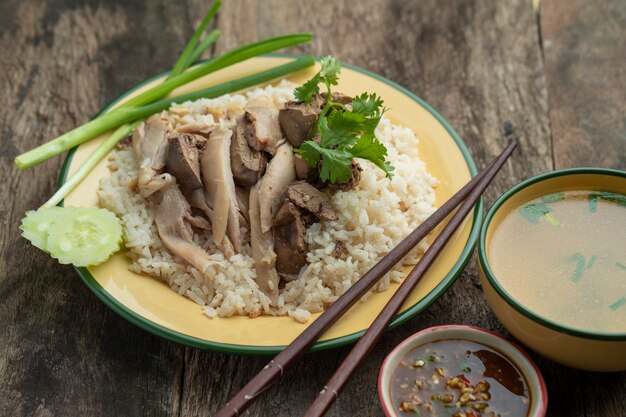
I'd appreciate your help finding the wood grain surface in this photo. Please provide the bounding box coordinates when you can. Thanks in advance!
[0,1,624,416]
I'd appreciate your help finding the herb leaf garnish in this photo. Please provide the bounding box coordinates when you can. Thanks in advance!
[293,57,395,183]
[519,203,549,222]
[541,192,565,203]
[350,133,394,176]
[610,297,626,312]
[294,56,340,103]
[519,202,560,227]
[352,92,385,117]
[297,141,354,184]
[589,191,626,212]
[589,193,599,213]
[568,253,586,283]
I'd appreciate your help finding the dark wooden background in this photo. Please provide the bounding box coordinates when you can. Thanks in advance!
[1,0,625,416]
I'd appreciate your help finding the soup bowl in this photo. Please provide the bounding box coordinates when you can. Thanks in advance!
[378,325,547,417]
[478,168,626,371]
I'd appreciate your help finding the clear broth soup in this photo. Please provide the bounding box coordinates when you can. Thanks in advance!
[489,190,626,333]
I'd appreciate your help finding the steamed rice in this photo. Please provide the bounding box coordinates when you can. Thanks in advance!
[97,80,438,322]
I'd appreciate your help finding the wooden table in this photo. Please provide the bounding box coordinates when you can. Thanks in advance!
[2,1,624,416]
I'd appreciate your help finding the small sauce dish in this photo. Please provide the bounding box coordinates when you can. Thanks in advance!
[378,325,547,417]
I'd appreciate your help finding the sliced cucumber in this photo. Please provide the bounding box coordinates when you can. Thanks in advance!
[20,206,123,267]
[20,206,67,251]
[46,207,123,267]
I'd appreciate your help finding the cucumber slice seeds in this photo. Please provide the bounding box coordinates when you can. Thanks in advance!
[20,206,122,267]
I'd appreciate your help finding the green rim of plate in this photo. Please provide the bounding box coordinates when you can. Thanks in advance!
[478,167,626,341]
[58,54,482,355]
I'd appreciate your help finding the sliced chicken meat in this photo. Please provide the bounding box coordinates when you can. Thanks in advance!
[132,116,174,197]
[273,201,308,278]
[278,94,324,147]
[249,183,279,304]
[188,188,213,218]
[235,186,250,224]
[165,133,205,194]
[201,126,242,254]
[177,123,214,138]
[258,142,296,233]
[285,181,337,222]
[185,212,211,231]
[188,185,237,258]
[230,120,267,186]
[136,173,174,197]
[132,116,169,169]
[271,181,337,278]
[293,153,311,181]
[154,185,220,274]
[322,92,353,105]
[244,96,284,155]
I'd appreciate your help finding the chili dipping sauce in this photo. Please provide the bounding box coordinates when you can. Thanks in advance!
[389,339,530,417]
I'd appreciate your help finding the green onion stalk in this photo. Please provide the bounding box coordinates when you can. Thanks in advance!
[36,0,225,207]
[186,29,221,66]
[44,31,225,207]
[118,33,312,109]
[170,0,222,76]
[42,121,141,208]
[37,56,314,206]
[15,33,312,170]
[25,0,312,207]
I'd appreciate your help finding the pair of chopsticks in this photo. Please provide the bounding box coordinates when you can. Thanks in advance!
[215,139,518,417]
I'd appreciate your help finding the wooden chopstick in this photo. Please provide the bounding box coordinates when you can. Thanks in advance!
[302,139,518,417]
[214,139,518,417]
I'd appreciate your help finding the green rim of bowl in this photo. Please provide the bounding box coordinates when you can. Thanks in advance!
[478,167,626,341]
[58,53,482,355]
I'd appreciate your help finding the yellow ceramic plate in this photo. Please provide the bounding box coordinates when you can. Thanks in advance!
[60,55,481,354]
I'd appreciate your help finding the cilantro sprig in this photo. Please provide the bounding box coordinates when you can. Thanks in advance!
[294,56,394,183]
[294,56,340,104]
